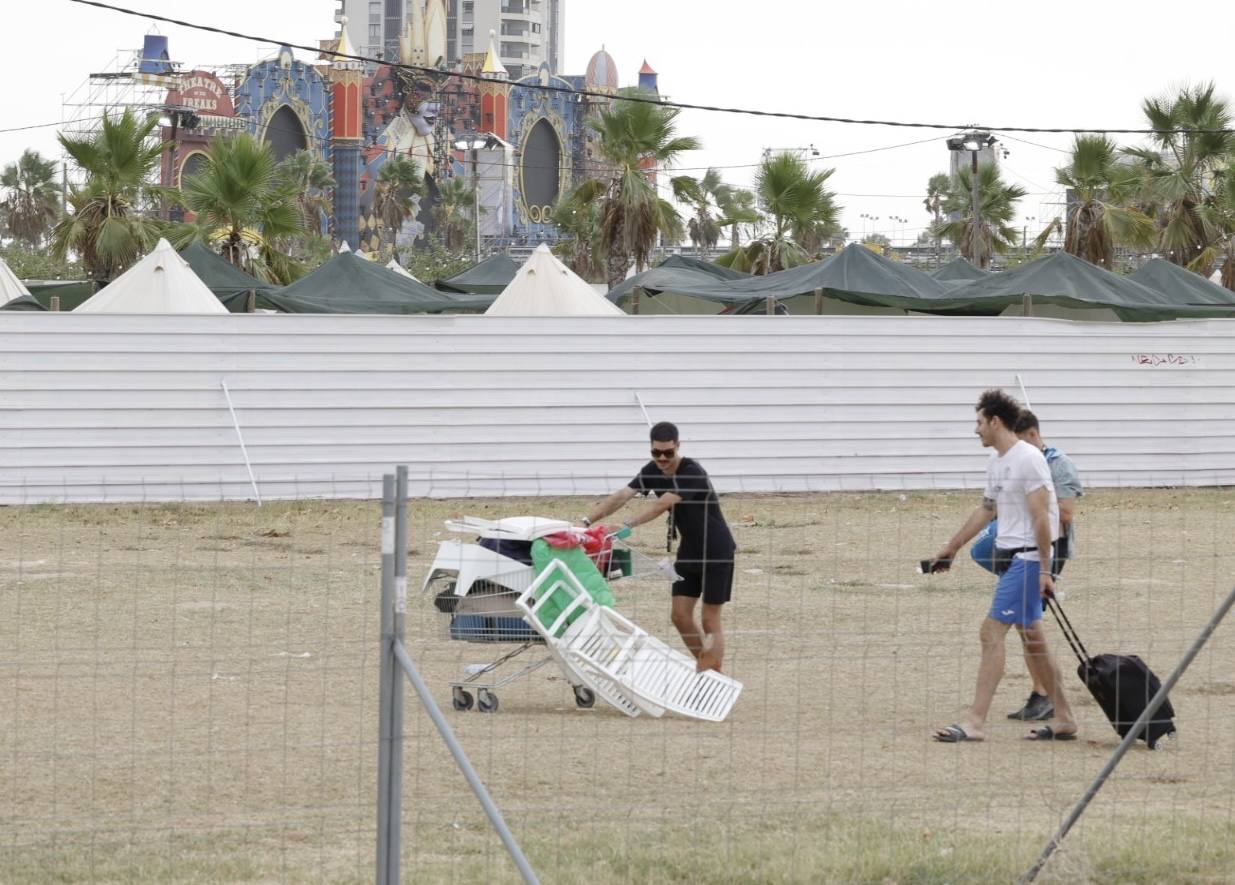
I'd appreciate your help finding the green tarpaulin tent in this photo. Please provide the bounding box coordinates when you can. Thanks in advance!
[608,255,749,313]
[944,251,1234,321]
[435,254,521,295]
[266,251,490,314]
[930,257,989,282]
[179,242,277,312]
[1130,258,1235,307]
[0,294,47,311]
[23,280,95,311]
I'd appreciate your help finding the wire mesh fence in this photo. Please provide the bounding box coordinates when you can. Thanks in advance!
[3,470,1235,883]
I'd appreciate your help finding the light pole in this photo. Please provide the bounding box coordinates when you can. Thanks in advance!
[453,133,492,263]
[947,131,997,268]
[1022,216,1036,259]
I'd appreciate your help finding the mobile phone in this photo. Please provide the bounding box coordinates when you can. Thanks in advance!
[920,558,952,574]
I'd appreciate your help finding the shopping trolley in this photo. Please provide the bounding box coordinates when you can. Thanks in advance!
[420,515,673,713]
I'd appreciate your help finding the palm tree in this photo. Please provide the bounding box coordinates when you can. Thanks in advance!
[717,152,841,274]
[50,109,166,282]
[1045,135,1155,269]
[923,173,950,241]
[176,134,306,284]
[433,175,475,253]
[1,149,61,247]
[686,167,724,255]
[715,185,759,249]
[1126,82,1233,269]
[276,149,334,233]
[932,164,1026,268]
[551,180,606,281]
[371,153,423,256]
[1200,165,1235,290]
[577,88,701,289]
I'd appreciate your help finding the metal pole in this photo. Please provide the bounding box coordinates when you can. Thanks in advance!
[392,640,541,885]
[1021,584,1235,884]
[375,474,396,885]
[220,380,262,506]
[970,149,981,269]
[473,148,481,263]
[389,466,408,881]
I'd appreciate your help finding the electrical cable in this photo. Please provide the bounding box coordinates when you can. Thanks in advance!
[67,0,1235,136]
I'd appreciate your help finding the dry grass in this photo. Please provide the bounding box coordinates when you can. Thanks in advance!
[2,487,1235,883]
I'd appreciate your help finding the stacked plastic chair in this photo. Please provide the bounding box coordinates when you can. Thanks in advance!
[516,560,743,722]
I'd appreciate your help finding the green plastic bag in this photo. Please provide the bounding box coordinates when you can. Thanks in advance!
[530,539,615,636]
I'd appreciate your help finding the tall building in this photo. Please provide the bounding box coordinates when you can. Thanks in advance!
[338,0,563,78]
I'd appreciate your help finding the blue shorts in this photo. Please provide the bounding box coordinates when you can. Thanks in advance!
[971,519,998,573]
[988,556,1044,626]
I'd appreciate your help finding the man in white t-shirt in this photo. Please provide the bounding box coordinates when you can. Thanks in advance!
[927,389,1078,743]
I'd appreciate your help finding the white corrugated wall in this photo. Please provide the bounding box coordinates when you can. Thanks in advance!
[2,313,1232,503]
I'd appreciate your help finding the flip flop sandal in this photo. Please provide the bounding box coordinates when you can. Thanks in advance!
[933,723,983,743]
[1026,726,1077,741]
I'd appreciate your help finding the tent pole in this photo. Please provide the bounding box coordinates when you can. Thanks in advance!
[766,295,775,315]
[50,296,61,312]
[631,286,641,315]
[246,289,256,313]
[814,287,823,315]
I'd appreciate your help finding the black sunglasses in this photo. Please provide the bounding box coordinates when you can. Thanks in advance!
[650,447,677,459]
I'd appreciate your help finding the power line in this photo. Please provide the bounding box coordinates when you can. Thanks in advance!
[68,0,1235,136]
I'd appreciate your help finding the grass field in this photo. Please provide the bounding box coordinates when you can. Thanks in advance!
[3,487,1235,883]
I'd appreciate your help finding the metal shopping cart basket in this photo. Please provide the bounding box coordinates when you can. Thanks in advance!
[420,515,673,713]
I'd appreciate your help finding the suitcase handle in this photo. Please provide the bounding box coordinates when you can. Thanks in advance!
[1044,594,1092,667]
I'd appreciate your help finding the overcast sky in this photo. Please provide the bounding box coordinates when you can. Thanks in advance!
[5,0,1234,246]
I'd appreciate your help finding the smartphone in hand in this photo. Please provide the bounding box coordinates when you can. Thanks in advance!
[920,558,952,575]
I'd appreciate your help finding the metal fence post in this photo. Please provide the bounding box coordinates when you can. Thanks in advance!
[376,474,397,885]
[389,466,408,877]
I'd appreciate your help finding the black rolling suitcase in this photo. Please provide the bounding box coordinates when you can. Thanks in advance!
[1046,596,1177,749]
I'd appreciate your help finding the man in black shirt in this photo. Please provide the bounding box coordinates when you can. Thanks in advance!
[583,422,736,672]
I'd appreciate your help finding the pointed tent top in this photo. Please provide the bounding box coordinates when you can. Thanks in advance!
[0,255,33,305]
[638,59,657,75]
[485,244,624,316]
[386,258,422,282]
[930,256,988,282]
[75,238,228,314]
[1130,257,1235,306]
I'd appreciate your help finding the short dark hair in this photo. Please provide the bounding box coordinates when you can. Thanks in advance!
[1013,409,1040,435]
[975,388,1021,429]
[649,421,679,443]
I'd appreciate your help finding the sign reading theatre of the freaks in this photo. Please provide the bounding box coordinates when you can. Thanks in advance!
[165,70,235,117]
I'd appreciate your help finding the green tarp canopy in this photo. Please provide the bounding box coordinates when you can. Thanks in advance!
[179,242,277,312]
[930,257,989,282]
[265,251,490,314]
[0,294,47,311]
[607,254,748,311]
[435,253,521,295]
[614,244,951,314]
[1130,258,1235,307]
[23,280,95,311]
[944,251,1235,321]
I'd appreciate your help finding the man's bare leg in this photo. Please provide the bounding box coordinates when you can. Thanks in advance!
[1017,621,1077,735]
[697,603,725,672]
[1020,641,1048,696]
[670,595,703,660]
[937,617,1011,740]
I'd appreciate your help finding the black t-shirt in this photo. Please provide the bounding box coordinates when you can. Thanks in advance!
[628,457,735,562]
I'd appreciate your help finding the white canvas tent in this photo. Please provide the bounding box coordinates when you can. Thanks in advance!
[75,238,228,314]
[485,244,624,316]
[0,256,32,305]
[386,259,421,282]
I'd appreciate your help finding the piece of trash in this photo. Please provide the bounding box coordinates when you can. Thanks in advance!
[464,663,488,675]
[744,568,764,576]
[211,673,238,681]
[898,494,907,502]
[272,651,312,658]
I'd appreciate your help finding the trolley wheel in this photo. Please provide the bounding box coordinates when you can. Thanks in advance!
[573,686,595,709]
[452,687,474,712]
[477,689,499,713]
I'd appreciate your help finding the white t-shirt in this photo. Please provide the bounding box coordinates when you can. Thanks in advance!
[984,440,1059,562]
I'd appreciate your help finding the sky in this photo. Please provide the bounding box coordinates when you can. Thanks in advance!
[5,0,1235,247]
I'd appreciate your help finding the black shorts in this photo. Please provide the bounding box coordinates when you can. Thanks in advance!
[672,559,734,605]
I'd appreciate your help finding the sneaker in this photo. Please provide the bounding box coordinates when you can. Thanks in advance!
[1007,692,1054,721]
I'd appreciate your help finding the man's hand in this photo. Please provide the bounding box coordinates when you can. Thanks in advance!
[1039,570,1056,599]
[929,547,957,573]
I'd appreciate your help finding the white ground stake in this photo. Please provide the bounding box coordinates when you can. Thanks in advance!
[220,380,262,506]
